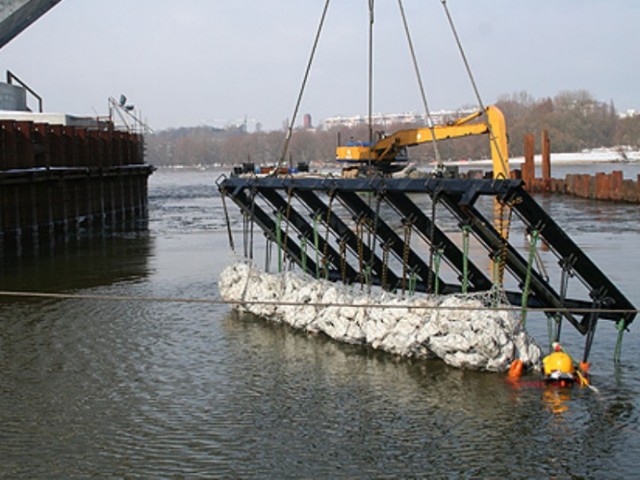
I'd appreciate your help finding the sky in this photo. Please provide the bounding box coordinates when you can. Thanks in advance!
[1,0,639,132]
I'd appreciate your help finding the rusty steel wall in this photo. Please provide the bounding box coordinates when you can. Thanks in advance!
[517,132,640,203]
[524,171,640,203]
[0,119,154,255]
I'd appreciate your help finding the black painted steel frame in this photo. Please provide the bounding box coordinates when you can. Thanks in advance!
[218,175,636,334]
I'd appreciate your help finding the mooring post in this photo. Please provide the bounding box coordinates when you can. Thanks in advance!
[541,130,551,191]
[523,133,535,189]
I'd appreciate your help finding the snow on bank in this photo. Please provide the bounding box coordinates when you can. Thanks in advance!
[219,262,542,372]
[439,148,640,167]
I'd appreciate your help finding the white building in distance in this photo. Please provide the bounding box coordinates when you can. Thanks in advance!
[321,109,476,130]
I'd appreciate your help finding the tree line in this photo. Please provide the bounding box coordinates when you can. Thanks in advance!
[145,90,640,167]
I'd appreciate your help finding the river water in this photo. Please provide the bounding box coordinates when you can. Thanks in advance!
[1,165,639,478]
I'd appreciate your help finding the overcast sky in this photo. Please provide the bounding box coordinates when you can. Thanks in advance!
[1,0,638,131]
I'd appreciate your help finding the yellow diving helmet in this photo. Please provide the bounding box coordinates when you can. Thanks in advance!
[542,343,575,384]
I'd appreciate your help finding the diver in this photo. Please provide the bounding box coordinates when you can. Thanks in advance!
[542,342,589,387]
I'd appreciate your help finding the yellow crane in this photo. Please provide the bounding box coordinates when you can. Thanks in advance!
[336,105,510,179]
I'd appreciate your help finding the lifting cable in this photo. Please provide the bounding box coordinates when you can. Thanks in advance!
[313,212,322,279]
[276,211,283,273]
[368,0,375,163]
[368,190,383,293]
[381,240,392,291]
[495,198,516,286]
[461,224,471,294]
[220,190,235,252]
[427,191,440,293]
[356,215,366,288]
[409,270,418,296]
[439,0,509,178]
[433,248,443,295]
[520,229,539,327]
[547,315,557,352]
[339,236,348,284]
[582,300,600,364]
[249,187,257,260]
[277,0,331,170]
[322,191,336,280]
[265,237,272,272]
[401,217,413,294]
[0,290,637,315]
[397,0,442,166]
[281,188,294,270]
[555,258,574,343]
[614,319,626,364]
[242,213,249,259]
[300,236,308,275]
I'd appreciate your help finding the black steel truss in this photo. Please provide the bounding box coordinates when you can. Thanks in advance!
[218,175,636,335]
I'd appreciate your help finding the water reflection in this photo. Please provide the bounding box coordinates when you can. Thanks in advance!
[0,233,154,295]
[542,386,572,414]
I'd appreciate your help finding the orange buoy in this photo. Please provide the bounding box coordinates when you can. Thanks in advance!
[579,361,590,374]
[508,359,524,379]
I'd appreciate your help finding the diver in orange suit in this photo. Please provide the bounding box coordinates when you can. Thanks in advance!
[509,342,589,386]
[542,342,589,387]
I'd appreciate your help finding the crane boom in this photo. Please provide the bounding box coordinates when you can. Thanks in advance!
[336,105,509,179]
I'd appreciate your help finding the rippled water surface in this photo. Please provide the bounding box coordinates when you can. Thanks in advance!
[1,167,639,478]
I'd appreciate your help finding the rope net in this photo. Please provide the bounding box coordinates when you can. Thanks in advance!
[219,262,542,372]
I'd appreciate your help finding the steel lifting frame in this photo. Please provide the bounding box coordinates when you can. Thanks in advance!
[217,175,636,336]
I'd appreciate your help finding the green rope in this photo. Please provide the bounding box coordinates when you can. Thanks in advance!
[364,264,372,287]
[301,237,308,275]
[520,229,539,327]
[491,255,500,295]
[276,212,283,273]
[409,271,417,296]
[433,249,443,295]
[614,319,625,364]
[313,213,321,279]
[461,225,470,294]
[547,315,556,350]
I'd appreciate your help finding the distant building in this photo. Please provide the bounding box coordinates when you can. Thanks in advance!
[303,113,313,129]
[321,109,475,130]
[619,109,639,119]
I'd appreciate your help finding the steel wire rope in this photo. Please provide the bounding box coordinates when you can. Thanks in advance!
[461,224,471,294]
[582,300,601,364]
[275,211,283,272]
[339,237,348,284]
[401,217,413,294]
[301,236,308,274]
[614,319,626,364]
[281,188,294,270]
[313,212,322,279]
[368,0,375,167]
[439,0,509,179]
[277,0,331,171]
[0,290,637,315]
[555,265,572,343]
[520,229,539,327]
[249,188,256,260]
[356,215,366,288]
[397,0,442,165]
[427,191,440,293]
[220,190,235,252]
[367,189,383,293]
[322,191,336,279]
[381,240,391,290]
